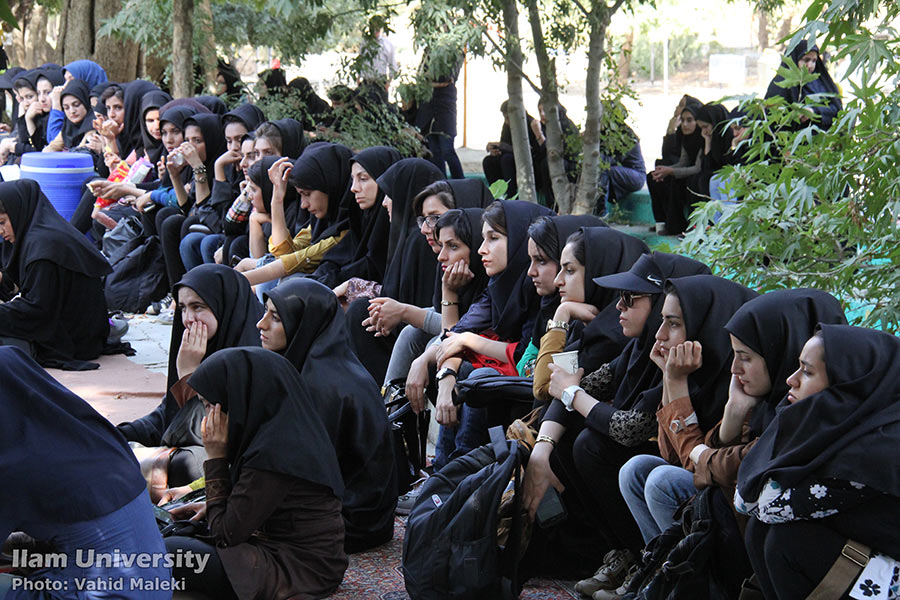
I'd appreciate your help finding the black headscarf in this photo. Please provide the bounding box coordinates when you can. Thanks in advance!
[569,227,649,366]
[431,208,489,315]
[251,155,299,216]
[117,80,162,158]
[0,66,25,120]
[35,66,65,87]
[263,279,397,544]
[222,103,265,132]
[665,275,759,430]
[289,142,353,242]
[59,79,95,148]
[288,77,332,128]
[695,102,734,172]
[158,104,207,188]
[187,347,344,496]
[488,200,554,342]
[676,100,705,163]
[159,98,212,119]
[182,113,227,178]
[531,215,607,347]
[0,180,110,285]
[738,325,900,503]
[139,90,172,164]
[0,346,145,535]
[447,178,494,209]
[377,158,445,304]
[167,264,263,390]
[766,40,840,105]
[314,146,401,287]
[601,253,711,412]
[193,95,226,115]
[724,289,847,437]
[261,68,288,95]
[217,59,243,98]
[271,117,306,159]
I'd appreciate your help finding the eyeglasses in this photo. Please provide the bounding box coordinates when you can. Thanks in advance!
[619,290,651,308]
[416,215,440,229]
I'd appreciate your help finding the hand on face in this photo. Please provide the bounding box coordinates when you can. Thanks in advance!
[175,320,208,379]
[201,403,228,459]
[664,341,703,380]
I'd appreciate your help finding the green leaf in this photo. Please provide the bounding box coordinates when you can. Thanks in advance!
[0,0,18,28]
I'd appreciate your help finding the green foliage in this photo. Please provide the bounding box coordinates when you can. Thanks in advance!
[682,1,900,332]
[627,30,722,78]
[253,89,425,158]
[99,0,368,66]
[0,0,17,28]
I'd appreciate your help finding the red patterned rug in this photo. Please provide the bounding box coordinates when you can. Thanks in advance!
[330,518,579,599]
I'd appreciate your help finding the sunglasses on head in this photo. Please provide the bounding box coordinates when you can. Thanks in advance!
[416,215,440,229]
[619,290,651,308]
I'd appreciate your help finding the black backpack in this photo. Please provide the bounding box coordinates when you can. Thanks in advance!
[104,235,167,313]
[402,426,526,600]
[624,487,752,600]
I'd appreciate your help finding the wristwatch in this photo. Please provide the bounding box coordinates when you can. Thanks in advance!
[436,366,458,382]
[561,385,582,411]
[547,319,569,332]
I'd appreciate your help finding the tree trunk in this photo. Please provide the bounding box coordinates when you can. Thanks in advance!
[525,0,571,211]
[618,28,633,86]
[59,0,94,64]
[94,0,140,81]
[500,0,537,203]
[757,9,769,50]
[172,0,194,98]
[573,7,609,215]
[196,0,218,94]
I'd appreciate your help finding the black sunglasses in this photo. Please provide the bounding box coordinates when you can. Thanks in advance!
[416,215,440,228]
[619,290,651,308]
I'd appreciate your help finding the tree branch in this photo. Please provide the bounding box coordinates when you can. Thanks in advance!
[569,0,591,18]
[482,27,543,95]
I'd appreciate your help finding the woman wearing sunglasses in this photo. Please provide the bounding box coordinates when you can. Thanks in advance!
[522,252,710,590]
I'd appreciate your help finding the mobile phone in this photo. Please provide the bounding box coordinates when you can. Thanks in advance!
[152,505,174,526]
[535,487,567,528]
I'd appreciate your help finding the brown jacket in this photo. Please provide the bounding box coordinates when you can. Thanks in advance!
[205,458,348,600]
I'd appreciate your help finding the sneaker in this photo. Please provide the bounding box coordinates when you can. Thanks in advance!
[592,565,640,599]
[157,309,175,325]
[575,548,634,596]
[395,476,429,516]
[107,315,129,345]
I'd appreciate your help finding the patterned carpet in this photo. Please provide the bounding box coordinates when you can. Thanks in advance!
[330,518,579,599]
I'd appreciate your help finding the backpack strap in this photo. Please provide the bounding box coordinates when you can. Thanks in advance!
[806,540,871,600]
[489,425,510,461]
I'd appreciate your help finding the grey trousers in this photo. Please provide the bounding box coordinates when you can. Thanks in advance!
[383,324,440,387]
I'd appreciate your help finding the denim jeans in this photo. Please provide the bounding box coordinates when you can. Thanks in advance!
[619,454,697,543]
[427,133,464,179]
[433,367,495,471]
[179,232,225,271]
[709,173,738,223]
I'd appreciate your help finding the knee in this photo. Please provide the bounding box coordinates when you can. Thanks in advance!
[644,465,694,505]
[618,454,662,495]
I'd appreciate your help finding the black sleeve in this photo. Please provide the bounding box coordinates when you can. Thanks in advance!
[116,397,173,447]
[0,260,63,341]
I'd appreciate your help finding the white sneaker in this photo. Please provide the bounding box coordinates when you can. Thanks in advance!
[395,476,429,516]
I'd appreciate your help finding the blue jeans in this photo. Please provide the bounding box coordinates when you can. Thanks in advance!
[433,366,496,471]
[599,166,645,216]
[619,454,697,543]
[179,232,224,271]
[427,133,464,179]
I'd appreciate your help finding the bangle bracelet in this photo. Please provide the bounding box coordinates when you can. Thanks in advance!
[440,300,459,306]
[192,165,207,174]
[535,434,556,447]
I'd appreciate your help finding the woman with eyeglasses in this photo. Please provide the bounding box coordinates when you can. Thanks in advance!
[521,252,711,588]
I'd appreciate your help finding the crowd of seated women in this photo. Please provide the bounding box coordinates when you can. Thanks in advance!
[2,47,891,600]
[647,41,841,236]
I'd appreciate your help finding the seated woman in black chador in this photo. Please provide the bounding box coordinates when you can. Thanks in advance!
[520,252,708,581]
[765,40,842,132]
[0,347,170,599]
[117,264,263,499]
[737,325,900,600]
[258,277,397,553]
[0,179,111,369]
[165,347,348,600]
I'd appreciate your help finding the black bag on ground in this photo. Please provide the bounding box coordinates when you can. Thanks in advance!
[402,426,526,600]
[624,487,752,600]
[454,373,536,429]
[104,234,167,313]
[101,215,143,259]
[384,379,430,494]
